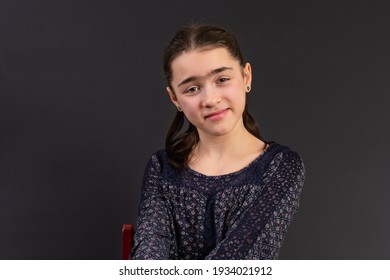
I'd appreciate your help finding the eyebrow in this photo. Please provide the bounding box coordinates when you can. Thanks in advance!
[177,66,233,88]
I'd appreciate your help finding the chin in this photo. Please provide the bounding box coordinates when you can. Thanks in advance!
[205,127,234,137]
[198,120,242,137]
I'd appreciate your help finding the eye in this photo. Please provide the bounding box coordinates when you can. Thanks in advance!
[217,77,230,84]
[184,86,200,94]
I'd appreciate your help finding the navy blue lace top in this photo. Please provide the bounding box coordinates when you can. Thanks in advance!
[130,143,305,259]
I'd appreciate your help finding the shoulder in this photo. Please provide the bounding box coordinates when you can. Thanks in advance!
[144,149,166,171]
[144,149,177,177]
[265,142,305,178]
[267,143,303,163]
[263,143,306,191]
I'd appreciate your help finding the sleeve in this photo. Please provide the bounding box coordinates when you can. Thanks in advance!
[130,154,173,259]
[205,150,305,259]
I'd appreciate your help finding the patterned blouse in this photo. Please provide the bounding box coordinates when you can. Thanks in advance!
[130,143,305,259]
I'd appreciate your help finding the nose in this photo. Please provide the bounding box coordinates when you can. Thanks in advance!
[201,86,221,107]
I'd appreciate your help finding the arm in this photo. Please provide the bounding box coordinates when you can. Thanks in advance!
[130,154,173,259]
[205,150,305,259]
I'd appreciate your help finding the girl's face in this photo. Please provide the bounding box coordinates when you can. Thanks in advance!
[167,47,252,138]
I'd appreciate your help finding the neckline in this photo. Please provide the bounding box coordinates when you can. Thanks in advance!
[185,142,275,179]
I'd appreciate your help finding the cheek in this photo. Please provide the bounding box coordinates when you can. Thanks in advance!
[179,98,194,109]
[178,99,199,117]
[226,82,246,102]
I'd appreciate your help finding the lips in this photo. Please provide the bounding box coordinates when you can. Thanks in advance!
[204,108,229,120]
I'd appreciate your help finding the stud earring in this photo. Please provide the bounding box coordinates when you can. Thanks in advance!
[177,106,182,112]
[246,85,251,93]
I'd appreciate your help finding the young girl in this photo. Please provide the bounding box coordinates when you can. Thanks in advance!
[130,24,305,260]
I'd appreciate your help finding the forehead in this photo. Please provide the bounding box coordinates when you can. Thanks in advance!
[170,47,240,83]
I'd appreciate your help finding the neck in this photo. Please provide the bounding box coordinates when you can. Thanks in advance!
[187,118,266,176]
[193,121,260,161]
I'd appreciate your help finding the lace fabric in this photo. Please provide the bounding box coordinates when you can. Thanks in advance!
[130,143,305,259]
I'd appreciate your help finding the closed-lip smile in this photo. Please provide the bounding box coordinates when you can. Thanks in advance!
[204,108,229,120]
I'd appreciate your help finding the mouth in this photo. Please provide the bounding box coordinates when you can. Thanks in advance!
[204,108,229,120]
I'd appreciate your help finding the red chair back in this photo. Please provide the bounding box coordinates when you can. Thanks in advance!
[122,224,133,260]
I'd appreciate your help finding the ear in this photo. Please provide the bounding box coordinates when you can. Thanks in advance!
[166,86,180,108]
[244,62,252,86]
[243,62,252,87]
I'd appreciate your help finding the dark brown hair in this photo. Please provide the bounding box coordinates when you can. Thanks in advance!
[164,24,264,169]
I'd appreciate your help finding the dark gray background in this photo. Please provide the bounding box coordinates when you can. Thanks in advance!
[1,0,389,259]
